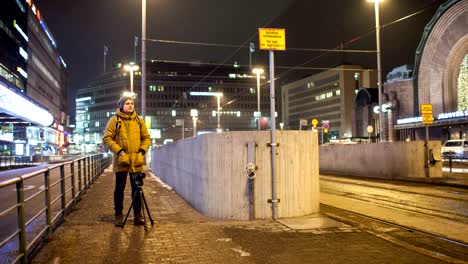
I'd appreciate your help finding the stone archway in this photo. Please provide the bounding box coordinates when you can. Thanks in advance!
[416,0,468,115]
[445,35,468,111]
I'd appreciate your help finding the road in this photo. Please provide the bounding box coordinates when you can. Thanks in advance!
[320,174,468,244]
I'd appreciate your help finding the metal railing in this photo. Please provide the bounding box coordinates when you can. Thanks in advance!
[0,154,111,264]
[0,156,35,168]
[0,155,83,168]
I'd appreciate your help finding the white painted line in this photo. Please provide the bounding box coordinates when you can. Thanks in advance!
[216,238,232,242]
[13,185,35,191]
[231,247,251,257]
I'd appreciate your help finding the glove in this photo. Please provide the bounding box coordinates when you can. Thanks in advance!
[117,152,130,166]
[135,152,145,167]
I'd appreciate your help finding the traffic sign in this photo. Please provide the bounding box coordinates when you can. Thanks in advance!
[420,104,433,114]
[259,28,286,51]
[422,116,433,124]
[312,119,318,127]
[323,122,329,129]
[420,104,433,124]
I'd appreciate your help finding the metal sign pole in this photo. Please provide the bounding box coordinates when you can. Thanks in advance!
[425,124,429,177]
[269,50,278,220]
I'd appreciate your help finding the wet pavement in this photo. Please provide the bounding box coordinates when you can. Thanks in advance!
[29,166,468,264]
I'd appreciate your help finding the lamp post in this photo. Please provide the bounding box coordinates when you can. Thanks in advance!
[215,93,222,132]
[189,92,223,131]
[368,0,383,141]
[252,67,264,130]
[123,63,139,93]
[191,109,198,137]
[141,0,147,119]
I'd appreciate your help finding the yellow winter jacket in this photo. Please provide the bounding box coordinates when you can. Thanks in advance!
[102,108,151,172]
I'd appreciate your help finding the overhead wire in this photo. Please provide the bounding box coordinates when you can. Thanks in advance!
[219,2,440,108]
[145,38,376,53]
[145,1,439,109]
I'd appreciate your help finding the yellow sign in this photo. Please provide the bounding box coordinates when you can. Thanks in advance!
[259,28,286,51]
[422,116,433,124]
[420,104,433,114]
[312,119,318,127]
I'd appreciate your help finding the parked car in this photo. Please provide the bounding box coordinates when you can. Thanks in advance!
[441,139,468,159]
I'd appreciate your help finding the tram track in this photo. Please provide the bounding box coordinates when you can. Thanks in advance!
[319,175,468,260]
[321,204,468,263]
[321,187,468,223]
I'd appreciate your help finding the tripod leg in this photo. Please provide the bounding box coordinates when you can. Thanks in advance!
[141,191,154,225]
[122,190,138,228]
[139,190,148,230]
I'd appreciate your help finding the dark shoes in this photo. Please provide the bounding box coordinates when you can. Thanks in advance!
[114,214,124,227]
[115,213,145,227]
[134,216,145,226]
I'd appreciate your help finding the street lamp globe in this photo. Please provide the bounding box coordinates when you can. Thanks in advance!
[123,63,140,93]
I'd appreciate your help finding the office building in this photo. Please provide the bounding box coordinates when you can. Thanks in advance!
[75,61,269,150]
[281,64,377,140]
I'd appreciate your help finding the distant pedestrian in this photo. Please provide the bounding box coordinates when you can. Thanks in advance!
[102,96,151,227]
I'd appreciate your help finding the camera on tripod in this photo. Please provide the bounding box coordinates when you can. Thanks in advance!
[132,172,146,186]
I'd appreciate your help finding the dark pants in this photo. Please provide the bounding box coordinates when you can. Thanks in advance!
[114,171,141,217]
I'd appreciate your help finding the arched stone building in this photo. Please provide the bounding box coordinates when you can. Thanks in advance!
[384,0,468,141]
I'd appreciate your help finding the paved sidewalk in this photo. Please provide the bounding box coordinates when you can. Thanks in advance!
[31,167,452,264]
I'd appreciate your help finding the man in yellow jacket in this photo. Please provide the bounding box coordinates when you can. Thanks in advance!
[102,96,151,227]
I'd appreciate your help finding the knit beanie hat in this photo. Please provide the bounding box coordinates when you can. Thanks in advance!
[117,96,133,110]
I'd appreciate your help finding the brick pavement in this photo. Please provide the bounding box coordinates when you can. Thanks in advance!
[31,167,449,264]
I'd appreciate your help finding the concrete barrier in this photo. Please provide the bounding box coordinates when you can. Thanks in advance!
[319,141,442,179]
[151,130,320,220]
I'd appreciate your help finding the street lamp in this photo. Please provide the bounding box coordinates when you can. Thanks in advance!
[123,63,139,93]
[252,67,264,130]
[141,0,147,119]
[189,92,223,131]
[190,109,198,137]
[368,0,384,141]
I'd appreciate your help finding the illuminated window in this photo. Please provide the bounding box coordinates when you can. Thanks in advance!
[250,88,255,94]
[336,90,340,96]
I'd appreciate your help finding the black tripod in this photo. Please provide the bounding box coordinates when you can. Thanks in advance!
[121,172,154,230]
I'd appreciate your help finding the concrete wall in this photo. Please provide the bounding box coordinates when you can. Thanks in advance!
[151,131,320,220]
[319,141,442,179]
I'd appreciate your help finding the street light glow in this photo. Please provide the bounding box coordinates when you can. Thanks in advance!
[122,91,136,98]
[367,0,383,2]
[189,91,223,97]
[124,64,139,72]
[252,68,264,75]
[123,63,139,93]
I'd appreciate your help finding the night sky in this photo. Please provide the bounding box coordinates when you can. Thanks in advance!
[33,0,445,117]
